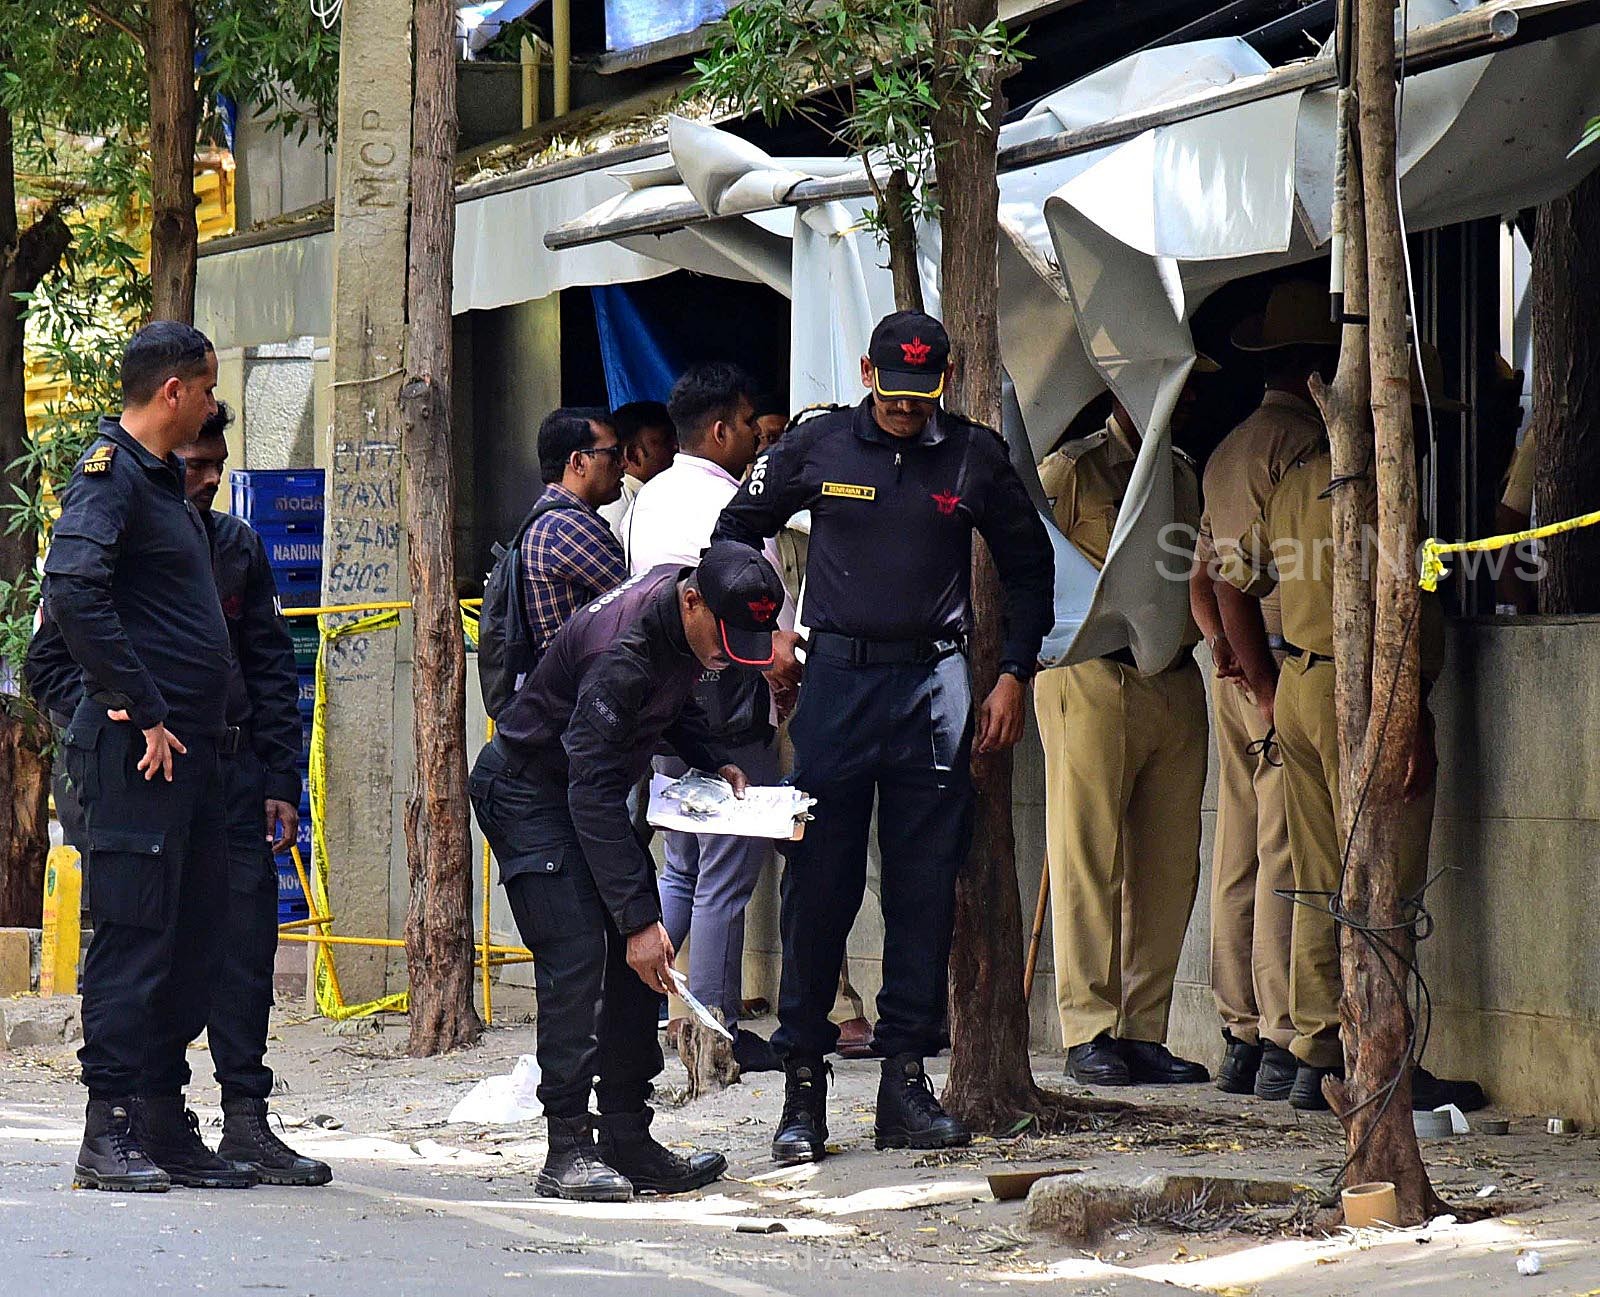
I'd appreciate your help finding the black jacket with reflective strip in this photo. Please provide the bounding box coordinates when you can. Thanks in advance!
[712,398,1054,667]
[493,564,732,936]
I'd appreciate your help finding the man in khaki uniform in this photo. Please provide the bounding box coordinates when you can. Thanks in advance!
[1190,282,1338,1100]
[1221,344,1483,1112]
[1038,397,1210,1087]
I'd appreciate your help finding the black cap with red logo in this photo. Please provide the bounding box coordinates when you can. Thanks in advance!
[696,541,786,667]
[868,310,950,401]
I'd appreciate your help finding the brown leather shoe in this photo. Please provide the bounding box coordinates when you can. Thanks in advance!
[834,1017,875,1059]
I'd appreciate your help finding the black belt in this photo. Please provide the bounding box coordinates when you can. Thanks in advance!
[1278,640,1334,666]
[808,631,964,667]
[218,725,246,756]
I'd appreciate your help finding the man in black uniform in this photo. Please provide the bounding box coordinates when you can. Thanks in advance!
[712,310,1055,1163]
[40,322,250,1192]
[31,404,334,1187]
[470,541,786,1202]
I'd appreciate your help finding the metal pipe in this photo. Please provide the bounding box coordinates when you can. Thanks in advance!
[552,0,571,117]
[544,0,1594,252]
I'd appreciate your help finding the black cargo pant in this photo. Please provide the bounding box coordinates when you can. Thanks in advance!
[65,706,226,1100]
[469,738,662,1119]
[772,644,975,1062]
[207,744,279,1101]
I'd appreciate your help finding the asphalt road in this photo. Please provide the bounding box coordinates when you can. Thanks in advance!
[0,1099,1068,1297]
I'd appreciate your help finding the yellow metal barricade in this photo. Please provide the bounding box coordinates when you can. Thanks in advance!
[274,597,530,1024]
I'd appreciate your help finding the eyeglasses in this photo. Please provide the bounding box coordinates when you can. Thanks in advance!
[577,444,624,463]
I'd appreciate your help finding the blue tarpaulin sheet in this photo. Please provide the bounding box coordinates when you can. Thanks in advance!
[591,284,680,408]
[604,0,729,52]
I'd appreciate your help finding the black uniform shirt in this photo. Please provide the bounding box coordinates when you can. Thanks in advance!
[712,399,1055,668]
[495,564,731,935]
[29,507,305,804]
[41,418,233,736]
[208,511,304,803]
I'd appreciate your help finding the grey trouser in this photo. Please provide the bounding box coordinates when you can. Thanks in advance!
[656,735,780,1028]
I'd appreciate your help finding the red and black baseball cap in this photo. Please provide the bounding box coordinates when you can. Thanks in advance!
[868,310,950,401]
[696,541,786,667]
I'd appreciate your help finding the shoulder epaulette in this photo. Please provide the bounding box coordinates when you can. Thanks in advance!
[783,404,847,436]
[1056,429,1109,462]
[81,442,117,476]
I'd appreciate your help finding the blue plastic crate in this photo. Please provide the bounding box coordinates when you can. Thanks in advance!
[257,522,324,569]
[274,567,323,608]
[277,855,306,899]
[232,469,326,525]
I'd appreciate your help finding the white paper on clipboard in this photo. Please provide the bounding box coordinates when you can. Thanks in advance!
[646,773,813,840]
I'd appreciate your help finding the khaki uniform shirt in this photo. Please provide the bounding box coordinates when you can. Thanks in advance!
[1221,450,1444,676]
[1040,413,1203,648]
[1502,425,1536,516]
[1197,391,1325,640]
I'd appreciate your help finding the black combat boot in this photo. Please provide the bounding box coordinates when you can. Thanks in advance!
[73,1099,171,1192]
[874,1055,970,1151]
[1288,1064,1342,1112]
[1254,1044,1298,1101]
[596,1109,726,1195]
[1215,1032,1263,1095]
[218,1096,333,1186]
[132,1096,258,1189]
[771,1057,830,1165]
[536,1115,634,1202]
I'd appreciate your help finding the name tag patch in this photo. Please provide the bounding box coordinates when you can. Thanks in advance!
[822,482,875,501]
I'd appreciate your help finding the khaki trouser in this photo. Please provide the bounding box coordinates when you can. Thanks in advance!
[1274,656,1434,1069]
[1208,673,1295,1049]
[1036,656,1209,1049]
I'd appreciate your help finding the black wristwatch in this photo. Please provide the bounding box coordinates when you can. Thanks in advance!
[998,660,1033,683]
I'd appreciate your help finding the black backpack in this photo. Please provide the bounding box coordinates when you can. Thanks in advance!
[477,495,581,720]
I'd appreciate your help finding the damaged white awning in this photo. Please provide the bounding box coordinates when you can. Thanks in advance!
[543,0,1600,669]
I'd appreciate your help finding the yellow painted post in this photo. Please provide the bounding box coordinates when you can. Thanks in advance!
[552,0,571,116]
[40,846,82,996]
[481,716,495,1025]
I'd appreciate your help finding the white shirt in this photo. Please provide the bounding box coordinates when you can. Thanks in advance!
[597,473,643,546]
[627,453,795,630]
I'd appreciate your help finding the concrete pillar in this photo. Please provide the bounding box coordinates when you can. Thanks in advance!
[322,0,414,1001]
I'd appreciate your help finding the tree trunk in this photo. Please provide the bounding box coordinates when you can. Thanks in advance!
[1532,167,1600,613]
[148,0,198,322]
[882,168,925,314]
[0,108,72,927]
[931,0,1046,1130]
[1319,0,1439,1222]
[401,0,480,1056]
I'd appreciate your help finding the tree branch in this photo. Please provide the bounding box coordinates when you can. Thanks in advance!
[7,206,72,295]
[85,2,147,47]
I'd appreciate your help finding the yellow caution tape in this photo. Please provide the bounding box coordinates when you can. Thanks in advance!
[1420,506,1600,592]
[302,598,493,1020]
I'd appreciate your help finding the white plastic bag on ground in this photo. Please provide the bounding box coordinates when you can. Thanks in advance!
[447,1054,543,1124]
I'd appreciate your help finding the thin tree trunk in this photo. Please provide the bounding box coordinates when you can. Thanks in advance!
[1532,167,1600,613]
[882,168,925,314]
[148,0,198,322]
[0,108,71,928]
[931,0,1047,1130]
[401,0,480,1056]
[1320,0,1439,1221]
